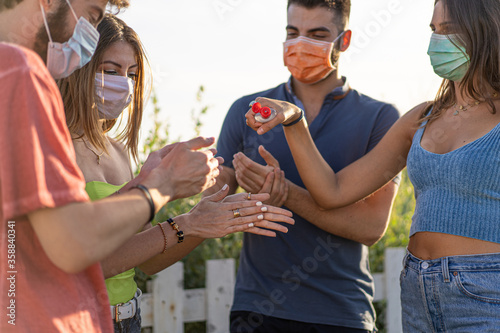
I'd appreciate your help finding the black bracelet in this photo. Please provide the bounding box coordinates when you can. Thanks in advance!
[167,218,185,243]
[282,109,304,127]
[134,184,155,223]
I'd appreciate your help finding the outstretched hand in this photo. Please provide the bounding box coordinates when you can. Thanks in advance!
[245,97,303,135]
[180,184,294,238]
[233,146,288,207]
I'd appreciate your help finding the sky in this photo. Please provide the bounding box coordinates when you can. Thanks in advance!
[117,0,442,143]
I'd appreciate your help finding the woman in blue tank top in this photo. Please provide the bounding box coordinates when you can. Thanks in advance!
[57,14,294,333]
[245,0,500,331]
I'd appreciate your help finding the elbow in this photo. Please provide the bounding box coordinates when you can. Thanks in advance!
[138,261,168,276]
[315,197,345,211]
[312,186,347,210]
[361,234,383,247]
[49,256,92,274]
[44,244,96,274]
[137,264,156,276]
[362,218,390,247]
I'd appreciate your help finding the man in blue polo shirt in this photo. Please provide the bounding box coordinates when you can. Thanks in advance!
[207,0,400,331]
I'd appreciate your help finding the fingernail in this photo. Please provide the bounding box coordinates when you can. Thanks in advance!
[257,128,264,135]
[261,206,268,212]
[258,215,264,220]
[284,228,288,233]
[222,184,228,190]
[256,201,263,206]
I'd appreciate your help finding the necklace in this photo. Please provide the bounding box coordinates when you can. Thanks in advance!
[453,92,499,116]
[82,138,104,165]
[453,100,481,116]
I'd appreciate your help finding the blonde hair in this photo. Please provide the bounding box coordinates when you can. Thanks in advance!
[58,14,151,163]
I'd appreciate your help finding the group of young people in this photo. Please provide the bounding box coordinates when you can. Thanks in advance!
[1,0,499,332]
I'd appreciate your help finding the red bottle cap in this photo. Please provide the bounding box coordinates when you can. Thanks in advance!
[252,102,262,113]
[260,106,271,118]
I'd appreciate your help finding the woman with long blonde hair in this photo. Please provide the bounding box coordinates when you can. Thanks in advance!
[59,14,294,332]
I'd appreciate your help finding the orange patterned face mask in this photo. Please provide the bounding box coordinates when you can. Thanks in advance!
[283,34,343,84]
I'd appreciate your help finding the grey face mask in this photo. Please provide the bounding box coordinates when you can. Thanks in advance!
[95,73,135,119]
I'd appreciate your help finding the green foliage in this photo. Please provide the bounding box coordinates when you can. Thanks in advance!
[191,85,209,137]
[135,86,416,333]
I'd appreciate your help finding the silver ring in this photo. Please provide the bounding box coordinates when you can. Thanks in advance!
[248,223,255,228]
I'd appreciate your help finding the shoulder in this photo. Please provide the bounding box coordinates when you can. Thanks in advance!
[108,137,133,165]
[108,137,127,152]
[348,89,399,115]
[0,43,59,113]
[401,102,431,124]
[108,138,131,160]
[395,102,432,142]
[0,43,50,80]
[343,89,400,130]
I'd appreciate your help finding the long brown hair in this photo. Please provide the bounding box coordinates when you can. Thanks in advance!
[422,0,500,123]
[58,14,150,163]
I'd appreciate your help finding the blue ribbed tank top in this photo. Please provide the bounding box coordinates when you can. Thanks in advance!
[407,116,500,244]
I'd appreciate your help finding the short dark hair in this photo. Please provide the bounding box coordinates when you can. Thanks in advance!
[0,0,129,12]
[287,0,351,30]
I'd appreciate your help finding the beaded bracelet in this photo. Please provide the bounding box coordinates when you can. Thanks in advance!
[157,223,168,253]
[167,218,184,243]
[282,109,304,127]
[133,184,155,223]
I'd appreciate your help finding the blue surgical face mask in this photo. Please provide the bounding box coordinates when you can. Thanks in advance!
[40,0,100,79]
[427,33,470,82]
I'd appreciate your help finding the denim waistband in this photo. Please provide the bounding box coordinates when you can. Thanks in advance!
[404,249,500,278]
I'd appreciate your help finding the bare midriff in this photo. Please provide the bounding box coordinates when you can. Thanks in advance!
[408,232,500,260]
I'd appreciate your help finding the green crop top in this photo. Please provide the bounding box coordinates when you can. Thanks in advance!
[85,181,137,306]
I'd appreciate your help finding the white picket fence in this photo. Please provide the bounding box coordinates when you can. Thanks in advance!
[140,247,406,333]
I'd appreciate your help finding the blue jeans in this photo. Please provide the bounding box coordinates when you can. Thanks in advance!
[113,308,141,333]
[400,250,500,332]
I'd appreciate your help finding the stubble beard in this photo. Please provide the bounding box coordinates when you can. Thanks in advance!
[33,2,71,63]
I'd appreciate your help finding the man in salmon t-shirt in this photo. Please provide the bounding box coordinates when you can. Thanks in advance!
[0,0,223,332]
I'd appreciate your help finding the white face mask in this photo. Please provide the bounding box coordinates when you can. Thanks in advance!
[95,73,135,120]
[40,0,100,79]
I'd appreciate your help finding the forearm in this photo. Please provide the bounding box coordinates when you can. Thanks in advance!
[29,189,158,273]
[283,120,341,204]
[138,236,204,276]
[285,181,397,246]
[101,223,180,279]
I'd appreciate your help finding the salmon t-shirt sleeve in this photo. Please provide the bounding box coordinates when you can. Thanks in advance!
[0,46,88,219]
[0,44,113,333]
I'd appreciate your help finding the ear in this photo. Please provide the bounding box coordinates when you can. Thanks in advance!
[340,30,352,52]
[40,0,59,14]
